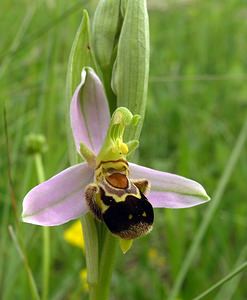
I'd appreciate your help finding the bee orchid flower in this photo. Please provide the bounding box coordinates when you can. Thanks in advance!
[22,68,210,243]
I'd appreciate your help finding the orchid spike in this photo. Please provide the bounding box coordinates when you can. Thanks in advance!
[22,67,210,242]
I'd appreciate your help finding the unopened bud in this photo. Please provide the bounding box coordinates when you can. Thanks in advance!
[24,134,48,155]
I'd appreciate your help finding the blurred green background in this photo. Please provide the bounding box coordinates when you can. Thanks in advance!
[1,0,247,299]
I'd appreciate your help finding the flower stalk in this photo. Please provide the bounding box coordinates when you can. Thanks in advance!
[88,232,117,300]
[80,214,98,289]
[33,153,50,300]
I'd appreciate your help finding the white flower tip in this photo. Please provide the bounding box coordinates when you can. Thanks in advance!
[22,213,39,226]
[81,68,87,82]
[22,206,43,225]
[197,185,211,202]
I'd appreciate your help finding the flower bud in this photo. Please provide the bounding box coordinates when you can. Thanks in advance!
[112,0,150,141]
[92,0,121,73]
[24,133,48,155]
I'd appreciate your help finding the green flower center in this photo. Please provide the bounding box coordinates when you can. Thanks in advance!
[96,107,140,166]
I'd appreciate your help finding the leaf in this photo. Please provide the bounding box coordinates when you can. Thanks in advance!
[66,9,95,163]
[66,10,95,100]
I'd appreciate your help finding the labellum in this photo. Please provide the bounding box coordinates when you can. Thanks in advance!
[85,159,154,240]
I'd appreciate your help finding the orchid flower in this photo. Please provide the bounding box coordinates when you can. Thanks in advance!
[22,68,210,246]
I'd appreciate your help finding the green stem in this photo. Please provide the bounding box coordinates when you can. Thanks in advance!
[168,117,247,300]
[88,228,117,300]
[42,227,50,300]
[97,231,118,300]
[34,154,45,182]
[80,215,99,291]
[34,154,50,300]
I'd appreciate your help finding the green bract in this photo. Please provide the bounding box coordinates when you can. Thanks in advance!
[66,10,94,100]
[112,0,150,141]
[92,0,121,73]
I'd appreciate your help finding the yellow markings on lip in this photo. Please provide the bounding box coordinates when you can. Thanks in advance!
[95,159,129,171]
[128,214,133,220]
[142,212,147,217]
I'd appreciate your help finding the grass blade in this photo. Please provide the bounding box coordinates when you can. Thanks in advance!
[192,261,247,300]
[168,117,247,300]
[8,226,40,300]
[0,3,36,79]
[215,244,247,300]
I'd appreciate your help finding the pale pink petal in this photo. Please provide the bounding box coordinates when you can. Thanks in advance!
[22,163,93,226]
[70,67,110,154]
[129,163,210,208]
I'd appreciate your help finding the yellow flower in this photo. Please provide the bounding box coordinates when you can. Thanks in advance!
[64,222,88,292]
[148,247,166,268]
[80,268,89,292]
[63,220,84,250]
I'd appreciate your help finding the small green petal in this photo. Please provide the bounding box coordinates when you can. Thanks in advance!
[119,238,133,254]
[126,140,139,156]
[79,143,96,168]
